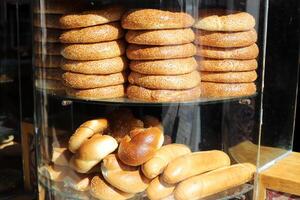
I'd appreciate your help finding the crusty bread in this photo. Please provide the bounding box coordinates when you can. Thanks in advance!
[128,71,200,90]
[201,71,257,83]
[126,29,195,45]
[194,10,255,31]
[122,9,194,30]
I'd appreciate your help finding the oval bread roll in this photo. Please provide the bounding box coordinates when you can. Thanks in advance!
[146,176,175,200]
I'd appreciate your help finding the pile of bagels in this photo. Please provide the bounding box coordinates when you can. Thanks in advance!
[42,109,256,200]
[34,3,259,102]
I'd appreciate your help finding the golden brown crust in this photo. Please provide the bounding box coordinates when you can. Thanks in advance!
[35,55,62,68]
[33,14,63,29]
[63,72,127,89]
[201,71,257,83]
[59,5,126,29]
[66,84,125,99]
[194,10,255,31]
[126,29,195,45]
[35,42,62,55]
[33,0,88,14]
[195,29,257,48]
[121,9,194,30]
[61,40,126,61]
[128,71,200,90]
[196,44,259,60]
[201,82,256,97]
[127,85,201,102]
[130,58,197,75]
[197,58,258,72]
[61,57,127,75]
[35,68,63,80]
[127,43,196,60]
[60,22,124,44]
[34,28,61,43]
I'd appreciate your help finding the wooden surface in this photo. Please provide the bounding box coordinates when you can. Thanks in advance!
[258,152,300,199]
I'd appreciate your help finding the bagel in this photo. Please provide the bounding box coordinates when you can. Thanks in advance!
[62,72,127,89]
[127,43,196,60]
[128,71,200,90]
[59,5,125,29]
[197,58,258,72]
[90,174,134,200]
[70,134,118,173]
[196,44,259,60]
[194,10,255,31]
[146,176,175,200]
[201,71,257,83]
[60,22,124,44]
[66,84,125,99]
[126,29,195,45]
[61,56,127,75]
[195,29,257,47]
[35,42,61,55]
[118,127,164,166]
[201,82,257,98]
[64,171,93,192]
[34,28,61,43]
[127,85,201,102]
[68,118,108,153]
[130,58,197,75]
[61,40,126,61]
[35,55,62,68]
[109,109,144,142]
[101,154,150,193]
[122,9,194,30]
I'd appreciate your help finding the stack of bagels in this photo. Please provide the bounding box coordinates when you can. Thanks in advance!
[42,109,256,200]
[59,5,127,99]
[194,10,259,98]
[122,9,201,102]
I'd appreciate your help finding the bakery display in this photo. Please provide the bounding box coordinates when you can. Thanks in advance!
[195,10,259,98]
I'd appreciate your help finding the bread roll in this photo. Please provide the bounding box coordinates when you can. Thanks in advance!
[146,176,175,200]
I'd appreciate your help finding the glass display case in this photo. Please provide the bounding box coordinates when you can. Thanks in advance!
[33,0,299,199]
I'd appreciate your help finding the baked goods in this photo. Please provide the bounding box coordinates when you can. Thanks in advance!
[142,144,191,179]
[121,9,194,30]
[60,22,124,43]
[162,150,230,184]
[201,71,257,83]
[127,43,196,60]
[101,154,150,193]
[61,40,125,61]
[70,134,118,173]
[127,85,201,102]
[147,176,175,200]
[195,10,258,98]
[62,72,126,89]
[130,58,197,75]
[195,29,257,48]
[90,175,134,200]
[59,5,125,29]
[66,85,125,99]
[174,163,256,200]
[118,127,164,166]
[126,29,195,45]
[198,59,258,72]
[194,10,255,31]
[201,82,257,97]
[61,57,127,75]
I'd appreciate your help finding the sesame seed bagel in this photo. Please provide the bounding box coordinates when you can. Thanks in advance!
[35,68,63,81]
[60,22,124,44]
[61,40,126,61]
[201,71,257,83]
[66,84,125,99]
[126,29,195,45]
[34,28,61,43]
[127,43,196,60]
[33,14,63,29]
[35,43,62,55]
[127,85,201,102]
[196,44,259,60]
[130,57,197,75]
[201,82,256,98]
[63,72,127,89]
[194,10,255,32]
[195,29,257,48]
[197,58,257,72]
[128,71,200,90]
[122,9,194,30]
[61,57,127,75]
[35,55,62,68]
[59,5,125,29]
